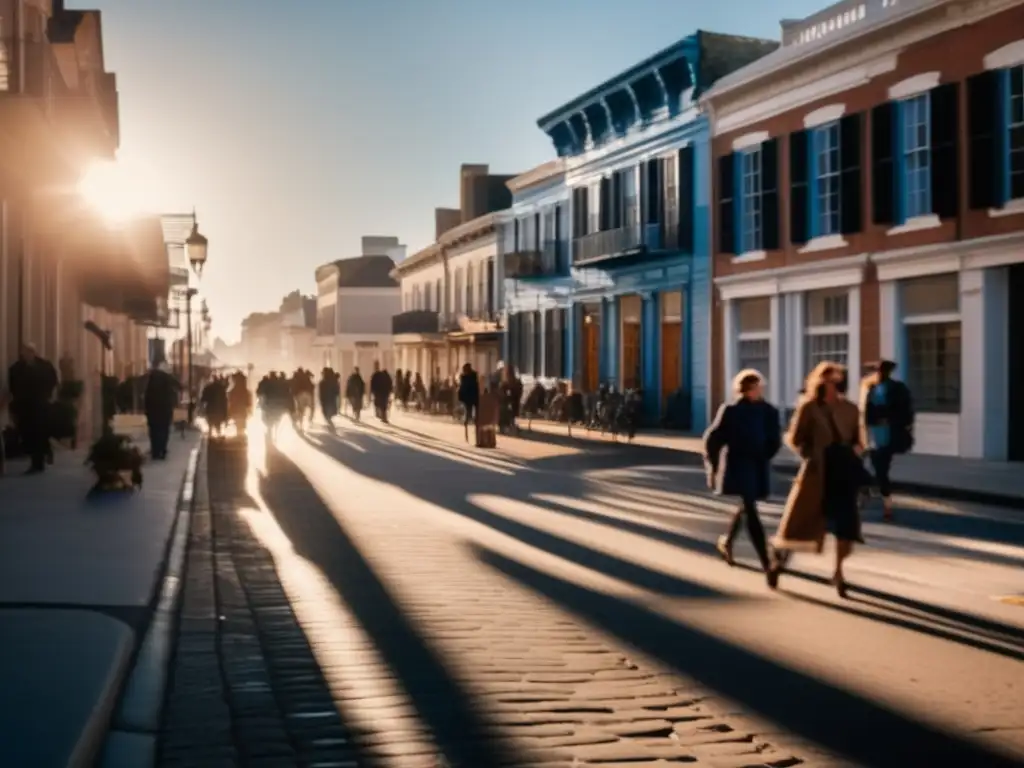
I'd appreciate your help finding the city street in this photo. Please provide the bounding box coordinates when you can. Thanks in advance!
[158,416,1024,767]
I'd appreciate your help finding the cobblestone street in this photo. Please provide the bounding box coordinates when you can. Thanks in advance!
[155,424,1024,767]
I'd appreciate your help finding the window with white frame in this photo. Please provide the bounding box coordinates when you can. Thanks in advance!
[902,93,931,218]
[814,122,841,236]
[804,288,849,373]
[902,273,960,412]
[741,149,763,252]
[1010,65,1023,202]
[735,297,771,381]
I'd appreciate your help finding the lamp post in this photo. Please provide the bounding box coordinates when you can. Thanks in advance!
[184,214,208,424]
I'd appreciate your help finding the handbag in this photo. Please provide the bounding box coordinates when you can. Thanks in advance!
[822,406,871,494]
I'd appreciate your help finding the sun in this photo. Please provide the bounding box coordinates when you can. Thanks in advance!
[78,158,162,222]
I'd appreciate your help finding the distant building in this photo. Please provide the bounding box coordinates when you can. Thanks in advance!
[314,237,404,378]
[390,164,514,382]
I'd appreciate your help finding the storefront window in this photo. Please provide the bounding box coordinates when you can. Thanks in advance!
[902,274,960,412]
[735,297,771,382]
[805,288,849,373]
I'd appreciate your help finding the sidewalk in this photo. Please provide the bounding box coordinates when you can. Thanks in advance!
[390,411,1024,508]
[0,425,199,768]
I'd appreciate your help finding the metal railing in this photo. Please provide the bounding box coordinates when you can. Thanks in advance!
[572,226,642,265]
[392,310,440,335]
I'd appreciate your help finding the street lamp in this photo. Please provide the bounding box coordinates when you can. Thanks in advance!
[183,213,209,423]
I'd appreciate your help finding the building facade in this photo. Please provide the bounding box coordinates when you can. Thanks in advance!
[538,31,777,429]
[314,245,402,379]
[392,214,503,381]
[1,2,170,441]
[706,0,1024,460]
[500,160,572,387]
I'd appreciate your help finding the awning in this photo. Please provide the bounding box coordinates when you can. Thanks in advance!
[67,215,171,320]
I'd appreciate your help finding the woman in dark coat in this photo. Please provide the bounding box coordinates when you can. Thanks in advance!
[704,368,782,585]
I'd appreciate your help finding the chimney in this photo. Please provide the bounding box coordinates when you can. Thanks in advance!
[434,208,462,240]
[460,164,490,222]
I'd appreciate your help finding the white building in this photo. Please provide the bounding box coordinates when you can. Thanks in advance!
[391,213,503,381]
[314,236,404,378]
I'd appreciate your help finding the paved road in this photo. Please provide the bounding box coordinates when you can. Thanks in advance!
[158,416,1024,767]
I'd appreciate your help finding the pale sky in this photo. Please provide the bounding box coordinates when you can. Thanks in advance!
[79,0,824,342]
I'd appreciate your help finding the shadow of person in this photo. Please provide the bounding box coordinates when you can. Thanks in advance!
[254,443,524,767]
[472,543,1024,768]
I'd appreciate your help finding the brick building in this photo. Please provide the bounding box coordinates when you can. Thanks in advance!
[704,0,1024,460]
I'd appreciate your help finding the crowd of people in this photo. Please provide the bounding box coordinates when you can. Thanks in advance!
[703,359,914,598]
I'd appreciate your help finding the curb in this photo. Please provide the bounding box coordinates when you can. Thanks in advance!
[771,462,1024,509]
[98,440,203,768]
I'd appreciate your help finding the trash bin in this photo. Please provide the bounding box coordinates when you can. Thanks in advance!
[476,391,498,448]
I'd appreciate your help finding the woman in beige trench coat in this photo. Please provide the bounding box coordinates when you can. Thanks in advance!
[771,361,864,596]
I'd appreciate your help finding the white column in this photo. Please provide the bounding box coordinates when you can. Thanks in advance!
[783,292,804,403]
[878,280,900,365]
[960,267,1008,460]
[722,299,736,403]
[847,285,861,383]
[769,294,782,405]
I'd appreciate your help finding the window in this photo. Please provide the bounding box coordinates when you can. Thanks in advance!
[902,274,960,412]
[735,297,771,383]
[902,93,931,218]
[465,263,474,316]
[1010,65,1024,201]
[814,122,841,236]
[740,148,763,252]
[804,288,850,372]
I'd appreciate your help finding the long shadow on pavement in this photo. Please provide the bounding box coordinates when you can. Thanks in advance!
[255,441,525,767]
[191,439,387,767]
[304,425,1024,766]
[474,544,1024,768]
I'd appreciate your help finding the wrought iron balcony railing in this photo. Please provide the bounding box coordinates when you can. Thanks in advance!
[392,310,440,335]
[572,226,642,265]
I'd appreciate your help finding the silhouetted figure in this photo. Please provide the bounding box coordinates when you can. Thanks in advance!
[369,362,393,423]
[7,343,58,473]
[145,359,180,460]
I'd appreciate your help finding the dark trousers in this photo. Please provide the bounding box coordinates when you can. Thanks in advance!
[463,401,478,426]
[148,415,171,458]
[374,397,389,422]
[870,447,895,497]
[15,406,48,470]
[725,497,771,571]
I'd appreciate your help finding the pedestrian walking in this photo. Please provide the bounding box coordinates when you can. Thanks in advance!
[457,362,480,442]
[346,367,366,421]
[6,343,58,474]
[703,369,782,586]
[145,358,180,460]
[369,362,393,423]
[860,359,914,522]
[771,362,865,597]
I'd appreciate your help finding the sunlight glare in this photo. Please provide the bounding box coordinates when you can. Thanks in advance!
[78,158,163,222]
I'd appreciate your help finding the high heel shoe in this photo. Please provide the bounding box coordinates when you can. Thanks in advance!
[832,575,849,599]
[715,536,735,567]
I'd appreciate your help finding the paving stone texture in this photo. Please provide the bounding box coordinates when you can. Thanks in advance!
[158,438,806,767]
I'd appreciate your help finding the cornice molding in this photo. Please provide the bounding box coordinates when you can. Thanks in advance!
[709,0,1022,136]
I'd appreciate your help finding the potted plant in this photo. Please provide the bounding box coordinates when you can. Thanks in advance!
[85,429,143,492]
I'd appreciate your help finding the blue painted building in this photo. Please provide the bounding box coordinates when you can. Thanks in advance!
[536,31,777,430]
[499,161,572,385]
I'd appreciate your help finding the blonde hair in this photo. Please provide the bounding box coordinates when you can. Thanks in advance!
[732,368,764,396]
[802,361,845,403]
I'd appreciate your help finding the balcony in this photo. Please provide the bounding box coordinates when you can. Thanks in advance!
[505,241,566,279]
[573,226,643,266]
[392,310,441,336]
[504,249,543,278]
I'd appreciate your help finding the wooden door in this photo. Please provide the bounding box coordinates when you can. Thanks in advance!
[622,322,641,390]
[583,320,600,392]
[661,321,682,408]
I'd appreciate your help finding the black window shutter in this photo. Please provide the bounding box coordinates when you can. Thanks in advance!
[718,152,735,254]
[532,311,542,376]
[646,158,660,224]
[790,130,809,244]
[598,177,610,231]
[678,145,695,253]
[871,102,896,225]
[761,139,780,250]
[839,113,863,234]
[611,172,623,228]
[930,82,959,219]
[967,70,1001,210]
